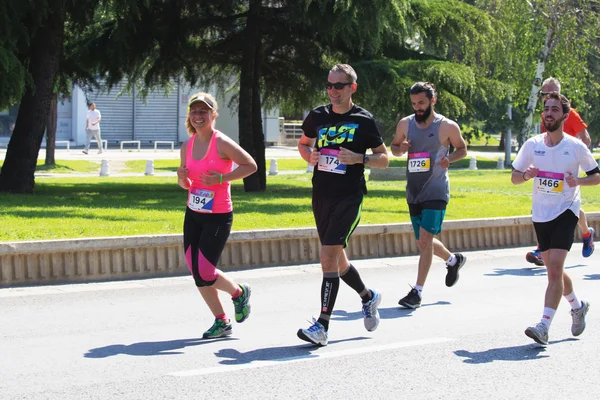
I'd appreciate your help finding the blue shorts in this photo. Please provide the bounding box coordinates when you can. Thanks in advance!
[408,201,447,240]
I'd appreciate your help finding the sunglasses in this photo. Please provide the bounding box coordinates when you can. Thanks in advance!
[539,91,553,96]
[326,82,352,90]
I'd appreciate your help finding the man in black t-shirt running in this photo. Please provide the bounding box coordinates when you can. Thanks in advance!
[296,64,389,346]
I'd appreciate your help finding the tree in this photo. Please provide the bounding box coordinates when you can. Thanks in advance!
[0,0,67,193]
[477,0,600,147]
[74,0,406,191]
[0,0,102,192]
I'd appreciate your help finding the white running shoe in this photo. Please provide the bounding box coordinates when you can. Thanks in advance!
[297,318,328,346]
[362,289,382,332]
[525,322,549,345]
[570,300,590,336]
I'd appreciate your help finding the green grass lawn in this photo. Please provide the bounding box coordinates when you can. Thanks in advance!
[25,160,100,174]
[2,170,600,242]
[123,159,179,173]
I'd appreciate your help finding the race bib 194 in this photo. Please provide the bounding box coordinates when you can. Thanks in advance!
[318,148,347,174]
[408,152,430,173]
[535,171,564,196]
[188,188,215,213]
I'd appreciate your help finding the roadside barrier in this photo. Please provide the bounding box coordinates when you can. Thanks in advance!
[1,214,598,287]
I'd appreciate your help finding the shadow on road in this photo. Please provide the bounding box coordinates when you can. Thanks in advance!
[215,336,370,365]
[454,338,577,364]
[84,337,237,358]
[485,264,585,277]
[332,301,451,321]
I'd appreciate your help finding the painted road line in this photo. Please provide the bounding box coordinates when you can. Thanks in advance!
[168,337,455,377]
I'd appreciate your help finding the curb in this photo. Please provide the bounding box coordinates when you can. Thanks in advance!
[1,214,598,287]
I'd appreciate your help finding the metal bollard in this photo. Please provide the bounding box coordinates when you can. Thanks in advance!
[496,157,504,170]
[100,159,110,176]
[468,156,477,170]
[269,159,278,176]
[145,160,154,176]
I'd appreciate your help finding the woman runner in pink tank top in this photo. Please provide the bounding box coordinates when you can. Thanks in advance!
[177,92,257,339]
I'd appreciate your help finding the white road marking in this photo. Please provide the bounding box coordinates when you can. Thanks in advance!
[168,337,455,377]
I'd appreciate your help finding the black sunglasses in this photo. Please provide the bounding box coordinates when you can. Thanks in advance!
[326,82,352,90]
[539,91,553,96]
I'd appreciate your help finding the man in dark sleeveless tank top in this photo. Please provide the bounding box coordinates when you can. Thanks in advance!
[391,82,468,309]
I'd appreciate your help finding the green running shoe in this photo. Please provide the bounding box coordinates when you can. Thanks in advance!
[232,283,251,323]
[203,318,232,339]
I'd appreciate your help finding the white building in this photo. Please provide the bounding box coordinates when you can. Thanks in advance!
[0,81,281,147]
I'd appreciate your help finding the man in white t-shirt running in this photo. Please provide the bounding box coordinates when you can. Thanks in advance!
[84,103,103,154]
[512,92,600,345]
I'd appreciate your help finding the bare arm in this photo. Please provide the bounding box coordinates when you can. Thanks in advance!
[443,121,467,166]
[576,128,592,148]
[390,118,410,157]
[217,136,257,182]
[566,171,600,187]
[298,134,319,165]
[366,144,389,168]
[511,166,539,185]
[177,142,191,190]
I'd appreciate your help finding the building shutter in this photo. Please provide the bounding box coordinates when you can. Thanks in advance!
[88,82,134,142]
[133,85,179,142]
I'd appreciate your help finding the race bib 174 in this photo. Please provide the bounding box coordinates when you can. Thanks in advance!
[318,148,347,174]
[535,171,564,196]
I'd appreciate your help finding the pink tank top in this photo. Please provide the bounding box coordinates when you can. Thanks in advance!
[186,130,234,214]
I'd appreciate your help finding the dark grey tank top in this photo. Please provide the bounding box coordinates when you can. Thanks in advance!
[405,114,450,204]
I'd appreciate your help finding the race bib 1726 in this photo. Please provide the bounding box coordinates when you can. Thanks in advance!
[408,152,430,173]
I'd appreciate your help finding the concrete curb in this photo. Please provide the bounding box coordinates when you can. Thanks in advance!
[1,214,598,287]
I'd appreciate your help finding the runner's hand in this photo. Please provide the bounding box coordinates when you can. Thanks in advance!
[524,167,539,180]
[439,156,450,169]
[399,140,411,153]
[177,167,189,180]
[338,147,361,165]
[565,171,578,187]
[201,170,221,185]
[309,150,320,166]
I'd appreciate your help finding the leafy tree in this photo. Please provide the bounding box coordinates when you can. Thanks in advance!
[75,0,405,191]
[0,0,68,193]
[478,0,600,147]
[0,0,102,192]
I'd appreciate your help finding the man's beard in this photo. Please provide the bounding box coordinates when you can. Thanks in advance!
[414,104,432,123]
[545,118,562,132]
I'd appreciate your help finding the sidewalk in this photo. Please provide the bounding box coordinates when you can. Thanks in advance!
[1,144,533,178]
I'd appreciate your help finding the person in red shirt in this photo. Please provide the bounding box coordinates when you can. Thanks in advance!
[526,77,595,266]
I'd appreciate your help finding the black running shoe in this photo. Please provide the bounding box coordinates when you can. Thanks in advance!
[398,288,421,309]
[445,253,466,287]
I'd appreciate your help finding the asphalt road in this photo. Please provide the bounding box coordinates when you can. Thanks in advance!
[1,246,599,399]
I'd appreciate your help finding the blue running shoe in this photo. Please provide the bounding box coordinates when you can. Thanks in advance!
[526,249,544,266]
[582,228,595,258]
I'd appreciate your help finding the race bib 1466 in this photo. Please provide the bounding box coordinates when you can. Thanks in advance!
[535,171,564,196]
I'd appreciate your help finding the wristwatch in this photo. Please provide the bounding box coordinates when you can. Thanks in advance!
[363,154,370,165]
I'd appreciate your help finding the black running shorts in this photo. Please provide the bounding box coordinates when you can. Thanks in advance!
[533,209,579,252]
[312,191,363,247]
